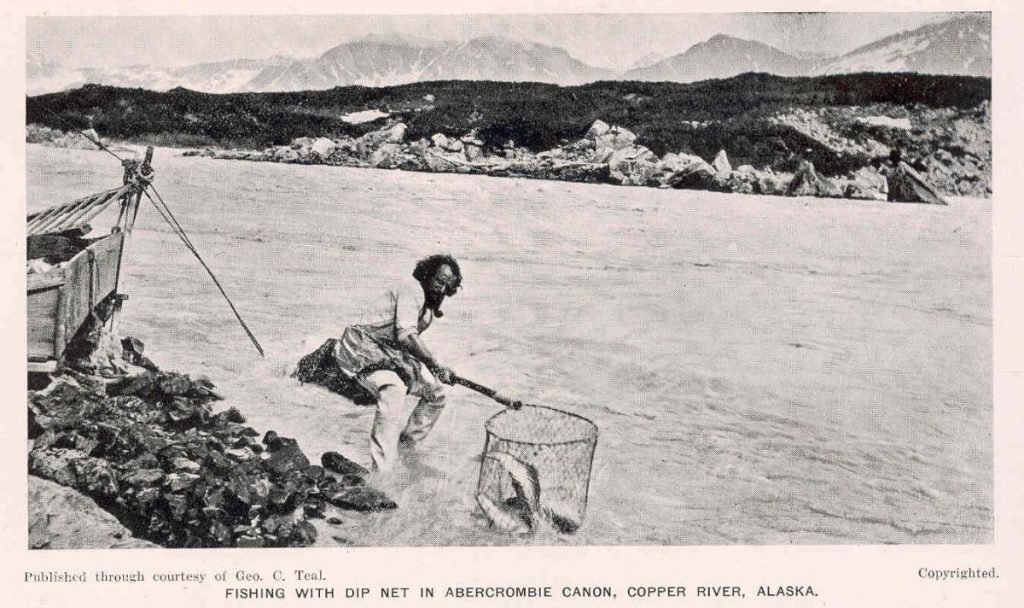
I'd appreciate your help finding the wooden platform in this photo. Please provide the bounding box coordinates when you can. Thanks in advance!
[27,231,124,370]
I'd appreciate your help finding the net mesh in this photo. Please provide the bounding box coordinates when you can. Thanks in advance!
[477,405,598,528]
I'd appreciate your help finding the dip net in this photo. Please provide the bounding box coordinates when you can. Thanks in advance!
[477,405,598,531]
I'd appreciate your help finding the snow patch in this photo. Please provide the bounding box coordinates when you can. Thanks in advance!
[856,116,912,130]
[341,109,391,124]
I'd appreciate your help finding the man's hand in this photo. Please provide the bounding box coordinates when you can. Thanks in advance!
[431,365,455,385]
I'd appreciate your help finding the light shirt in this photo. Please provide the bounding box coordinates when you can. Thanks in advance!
[333,276,435,383]
[354,276,435,347]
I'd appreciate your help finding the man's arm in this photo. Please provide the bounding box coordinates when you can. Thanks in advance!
[400,332,454,384]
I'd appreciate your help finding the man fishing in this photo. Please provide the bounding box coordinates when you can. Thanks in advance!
[331,254,462,472]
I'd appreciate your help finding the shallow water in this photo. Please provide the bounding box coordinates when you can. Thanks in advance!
[27,144,992,546]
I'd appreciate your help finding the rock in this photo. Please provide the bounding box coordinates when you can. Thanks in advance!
[463,143,484,162]
[303,500,326,519]
[122,468,165,488]
[121,346,159,372]
[327,516,343,525]
[658,152,706,175]
[28,476,157,549]
[755,170,790,196]
[537,148,566,161]
[208,520,233,546]
[544,162,613,183]
[30,447,119,500]
[843,166,888,201]
[27,351,387,549]
[887,161,948,205]
[26,124,63,144]
[309,137,337,160]
[232,435,263,453]
[28,405,46,438]
[215,150,258,161]
[585,120,611,140]
[165,472,200,492]
[121,336,145,355]
[787,160,843,198]
[460,131,484,146]
[370,143,405,169]
[431,133,450,148]
[220,407,246,424]
[236,534,265,548]
[381,123,408,144]
[302,465,327,483]
[591,147,615,164]
[321,451,369,476]
[107,371,205,400]
[168,458,198,472]
[445,139,464,153]
[326,485,397,512]
[290,520,318,546]
[608,145,659,186]
[595,125,637,151]
[276,147,299,163]
[360,123,408,156]
[338,473,366,487]
[424,149,472,173]
[266,434,298,451]
[724,170,757,194]
[665,160,725,191]
[225,447,257,462]
[712,150,732,175]
[264,443,311,478]
[409,138,430,157]
[157,373,195,397]
[268,482,299,512]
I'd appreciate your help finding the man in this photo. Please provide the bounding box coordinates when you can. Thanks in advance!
[331,254,462,472]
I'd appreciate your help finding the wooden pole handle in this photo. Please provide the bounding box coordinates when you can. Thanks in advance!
[451,374,522,409]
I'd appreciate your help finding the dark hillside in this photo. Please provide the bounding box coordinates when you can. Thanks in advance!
[27,73,990,160]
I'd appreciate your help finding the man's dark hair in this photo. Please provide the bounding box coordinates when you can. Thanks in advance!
[413,254,462,292]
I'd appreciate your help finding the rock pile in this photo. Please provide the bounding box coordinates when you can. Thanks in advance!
[28,365,395,549]
[27,124,104,150]
[182,118,906,201]
[29,476,158,549]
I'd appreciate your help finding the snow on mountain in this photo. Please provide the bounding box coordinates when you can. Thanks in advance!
[243,34,613,90]
[26,15,992,95]
[815,13,990,77]
[27,56,298,95]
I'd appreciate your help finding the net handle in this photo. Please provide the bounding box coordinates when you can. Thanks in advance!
[452,374,523,410]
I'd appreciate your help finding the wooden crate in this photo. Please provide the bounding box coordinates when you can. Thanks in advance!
[27,231,124,371]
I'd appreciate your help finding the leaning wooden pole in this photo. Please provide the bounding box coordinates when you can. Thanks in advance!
[109,146,154,334]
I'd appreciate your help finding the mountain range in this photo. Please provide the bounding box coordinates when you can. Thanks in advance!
[27,13,990,95]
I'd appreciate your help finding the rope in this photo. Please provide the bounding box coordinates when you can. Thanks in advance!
[141,187,265,358]
[36,102,125,164]
[31,101,265,357]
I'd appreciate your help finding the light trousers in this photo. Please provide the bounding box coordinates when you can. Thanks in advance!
[366,367,447,472]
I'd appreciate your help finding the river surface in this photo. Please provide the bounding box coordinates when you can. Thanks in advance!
[27,144,992,546]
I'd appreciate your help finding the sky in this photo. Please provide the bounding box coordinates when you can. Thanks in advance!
[27,13,963,71]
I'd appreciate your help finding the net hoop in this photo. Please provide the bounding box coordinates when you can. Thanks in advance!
[485,404,599,447]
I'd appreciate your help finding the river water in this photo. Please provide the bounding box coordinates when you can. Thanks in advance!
[27,145,992,546]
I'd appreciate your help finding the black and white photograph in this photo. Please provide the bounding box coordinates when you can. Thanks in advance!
[22,8,994,556]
